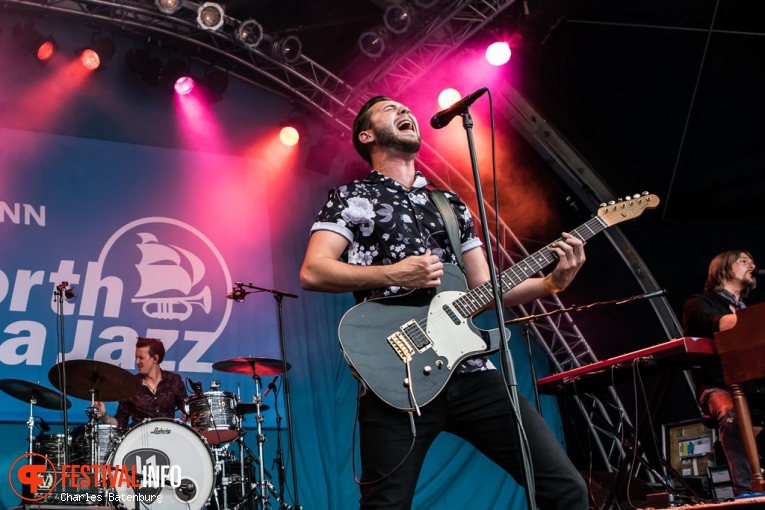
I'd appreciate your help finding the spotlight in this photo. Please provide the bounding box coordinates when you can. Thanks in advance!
[485,41,511,66]
[12,21,59,64]
[271,35,302,63]
[279,126,300,147]
[383,4,415,35]
[197,2,225,31]
[437,88,462,110]
[163,59,191,88]
[174,76,195,95]
[358,27,387,59]
[279,117,307,146]
[236,20,263,49]
[78,36,115,71]
[155,0,183,14]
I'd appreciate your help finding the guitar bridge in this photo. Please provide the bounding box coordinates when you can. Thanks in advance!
[388,332,415,362]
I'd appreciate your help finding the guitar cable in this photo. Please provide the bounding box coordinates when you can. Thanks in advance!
[351,382,418,486]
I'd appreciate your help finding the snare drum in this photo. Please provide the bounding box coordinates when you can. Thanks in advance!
[32,433,69,469]
[71,424,124,465]
[108,419,214,510]
[185,391,241,444]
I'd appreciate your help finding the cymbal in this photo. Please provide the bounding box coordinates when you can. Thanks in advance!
[212,357,290,376]
[0,379,72,410]
[48,360,141,402]
[236,403,271,414]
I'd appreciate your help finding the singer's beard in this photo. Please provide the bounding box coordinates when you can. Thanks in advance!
[373,125,421,155]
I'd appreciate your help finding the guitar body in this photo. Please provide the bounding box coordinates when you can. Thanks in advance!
[338,264,503,411]
[337,193,660,411]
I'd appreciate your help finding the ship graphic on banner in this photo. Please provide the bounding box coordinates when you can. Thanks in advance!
[131,233,212,321]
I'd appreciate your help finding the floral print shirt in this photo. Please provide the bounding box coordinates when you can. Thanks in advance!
[311,170,494,373]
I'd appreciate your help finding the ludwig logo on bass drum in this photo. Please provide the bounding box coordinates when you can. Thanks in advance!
[151,427,171,434]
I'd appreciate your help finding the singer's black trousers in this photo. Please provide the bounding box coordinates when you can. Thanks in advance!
[357,369,588,510]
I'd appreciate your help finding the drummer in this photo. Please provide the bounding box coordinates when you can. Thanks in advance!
[95,337,187,428]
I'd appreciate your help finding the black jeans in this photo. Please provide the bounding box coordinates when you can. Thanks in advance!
[358,370,588,509]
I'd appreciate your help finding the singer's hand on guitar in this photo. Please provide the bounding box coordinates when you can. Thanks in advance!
[388,249,444,289]
[548,232,586,291]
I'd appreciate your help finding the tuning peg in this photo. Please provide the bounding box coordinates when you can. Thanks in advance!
[608,200,615,206]
[599,202,606,207]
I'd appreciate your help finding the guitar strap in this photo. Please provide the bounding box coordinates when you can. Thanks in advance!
[430,189,464,272]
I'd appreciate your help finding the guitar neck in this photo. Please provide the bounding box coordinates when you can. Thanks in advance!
[454,215,608,316]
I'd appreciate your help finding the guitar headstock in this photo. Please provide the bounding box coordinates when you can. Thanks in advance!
[597,192,660,227]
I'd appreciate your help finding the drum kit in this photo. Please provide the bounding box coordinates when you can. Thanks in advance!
[1,356,292,510]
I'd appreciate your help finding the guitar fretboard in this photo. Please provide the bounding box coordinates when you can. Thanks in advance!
[452,215,608,318]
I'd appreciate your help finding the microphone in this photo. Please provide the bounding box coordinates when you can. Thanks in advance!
[262,375,279,398]
[641,288,668,300]
[38,417,50,433]
[226,283,247,302]
[55,282,77,300]
[753,268,765,277]
[430,87,488,129]
[178,480,196,494]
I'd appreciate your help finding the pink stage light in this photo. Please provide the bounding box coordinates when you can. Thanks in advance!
[279,126,300,146]
[485,42,511,66]
[175,76,195,95]
[37,40,58,62]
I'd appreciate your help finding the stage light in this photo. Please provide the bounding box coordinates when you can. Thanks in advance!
[79,37,116,71]
[383,4,414,34]
[279,126,300,146]
[271,35,302,63]
[236,20,263,49]
[437,88,462,110]
[279,117,307,146]
[358,27,387,59]
[175,76,195,94]
[12,21,59,64]
[155,0,183,14]
[197,2,225,31]
[485,41,511,66]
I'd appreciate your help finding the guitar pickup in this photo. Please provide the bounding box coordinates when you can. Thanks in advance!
[401,320,432,351]
[387,332,415,362]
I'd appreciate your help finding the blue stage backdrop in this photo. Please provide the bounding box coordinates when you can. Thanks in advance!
[1,125,284,426]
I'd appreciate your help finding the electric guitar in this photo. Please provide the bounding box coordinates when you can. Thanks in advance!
[338,193,660,411]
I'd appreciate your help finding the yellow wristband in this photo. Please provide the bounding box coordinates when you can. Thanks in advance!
[543,274,562,294]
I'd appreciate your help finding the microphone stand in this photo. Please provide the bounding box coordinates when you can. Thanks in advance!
[231,283,302,510]
[458,108,536,510]
[53,284,70,466]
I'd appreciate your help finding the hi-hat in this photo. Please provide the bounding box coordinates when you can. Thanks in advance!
[0,379,72,410]
[49,360,141,402]
[212,357,290,376]
[236,403,271,414]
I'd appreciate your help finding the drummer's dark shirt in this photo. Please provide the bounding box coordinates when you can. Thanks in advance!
[113,371,187,428]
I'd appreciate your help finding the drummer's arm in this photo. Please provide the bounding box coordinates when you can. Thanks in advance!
[95,401,117,425]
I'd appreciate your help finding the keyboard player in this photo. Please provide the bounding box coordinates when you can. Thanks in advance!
[683,249,762,495]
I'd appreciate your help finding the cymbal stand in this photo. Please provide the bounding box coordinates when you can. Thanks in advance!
[53,283,71,465]
[26,396,37,464]
[84,390,102,488]
[236,436,289,510]
[248,368,269,508]
[230,282,301,509]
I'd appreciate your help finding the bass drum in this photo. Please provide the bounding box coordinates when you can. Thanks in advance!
[108,419,214,510]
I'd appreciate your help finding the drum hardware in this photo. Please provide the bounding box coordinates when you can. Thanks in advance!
[0,379,72,464]
[212,357,294,509]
